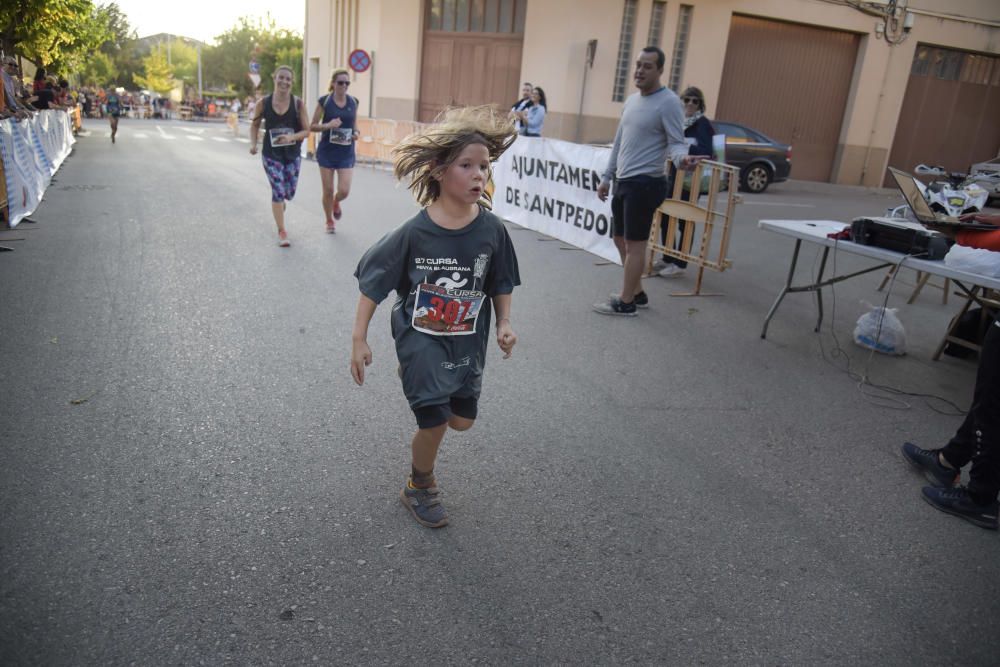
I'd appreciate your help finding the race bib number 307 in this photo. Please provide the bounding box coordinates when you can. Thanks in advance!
[411,283,485,336]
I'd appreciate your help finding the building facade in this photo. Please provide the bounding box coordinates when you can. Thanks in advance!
[303,0,1000,186]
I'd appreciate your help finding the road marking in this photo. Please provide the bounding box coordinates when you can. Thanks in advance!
[234,138,250,143]
[180,127,205,135]
[133,132,148,139]
[156,126,176,139]
[211,137,230,142]
[741,201,816,208]
[185,135,205,142]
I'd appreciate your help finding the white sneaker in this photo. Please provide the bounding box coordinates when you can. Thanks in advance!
[658,264,686,278]
[651,259,668,272]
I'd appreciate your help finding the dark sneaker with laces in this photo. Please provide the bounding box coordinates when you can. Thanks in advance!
[901,442,960,488]
[608,291,648,308]
[921,486,999,530]
[593,296,638,317]
[400,482,448,528]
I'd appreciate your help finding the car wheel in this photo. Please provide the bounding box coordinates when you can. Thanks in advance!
[740,164,772,193]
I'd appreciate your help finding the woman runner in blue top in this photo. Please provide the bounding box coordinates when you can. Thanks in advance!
[310,68,359,233]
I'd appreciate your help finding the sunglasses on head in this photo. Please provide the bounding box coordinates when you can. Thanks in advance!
[682,97,700,104]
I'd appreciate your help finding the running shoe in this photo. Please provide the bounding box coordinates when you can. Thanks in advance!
[659,264,686,279]
[278,230,290,247]
[400,482,448,528]
[592,296,637,317]
[608,291,648,308]
[921,486,999,530]
[326,219,336,234]
[901,442,960,488]
[333,200,342,221]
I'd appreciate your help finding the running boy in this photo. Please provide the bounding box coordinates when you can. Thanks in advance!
[351,106,520,528]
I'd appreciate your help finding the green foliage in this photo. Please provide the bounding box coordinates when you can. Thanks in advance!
[201,14,303,97]
[133,46,174,94]
[79,50,117,86]
[0,0,114,73]
[167,39,198,84]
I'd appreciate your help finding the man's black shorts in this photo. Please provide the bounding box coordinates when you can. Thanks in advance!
[610,175,668,241]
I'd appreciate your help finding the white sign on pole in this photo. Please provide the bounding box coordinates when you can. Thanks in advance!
[492,136,619,263]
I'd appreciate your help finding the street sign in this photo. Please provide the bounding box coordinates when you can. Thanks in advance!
[349,49,371,73]
[248,73,261,88]
[249,60,260,74]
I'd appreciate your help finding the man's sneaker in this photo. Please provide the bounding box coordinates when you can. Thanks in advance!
[921,486,999,530]
[658,264,686,279]
[607,291,649,308]
[901,442,960,488]
[278,230,290,247]
[400,482,449,528]
[651,259,668,272]
[592,297,637,317]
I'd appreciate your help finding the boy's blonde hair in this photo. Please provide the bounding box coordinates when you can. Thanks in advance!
[392,105,517,206]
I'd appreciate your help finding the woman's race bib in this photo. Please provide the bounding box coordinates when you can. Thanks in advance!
[411,283,485,336]
[269,127,292,144]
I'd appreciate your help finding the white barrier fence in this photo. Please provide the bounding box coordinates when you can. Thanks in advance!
[0,111,75,228]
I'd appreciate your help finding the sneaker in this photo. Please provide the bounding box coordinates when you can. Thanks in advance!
[278,230,290,247]
[608,291,649,308]
[658,264,686,279]
[400,482,448,528]
[921,486,999,530]
[333,200,342,221]
[651,259,668,272]
[592,296,637,317]
[325,219,336,234]
[901,442,960,488]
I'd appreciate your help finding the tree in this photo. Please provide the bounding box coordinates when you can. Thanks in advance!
[167,38,198,85]
[202,15,303,97]
[0,0,113,72]
[133,47,174,94]
[80,51,118,86]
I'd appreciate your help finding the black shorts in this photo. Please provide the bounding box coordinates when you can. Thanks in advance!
[412,395,479,430]
[610,176,668,241]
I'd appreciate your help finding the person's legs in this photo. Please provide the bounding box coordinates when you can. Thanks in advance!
[263,157,289,240]
[919,324,1000,529]
[333,168,352,219]
[319,166,335,223]
[109,116,118,143]
[622,239,648,303]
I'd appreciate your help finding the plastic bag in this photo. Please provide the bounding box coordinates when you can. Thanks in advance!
[853,301,906,355]
[944,244,1000,278]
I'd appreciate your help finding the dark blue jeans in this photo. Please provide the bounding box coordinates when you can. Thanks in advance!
[942,322,1000,504]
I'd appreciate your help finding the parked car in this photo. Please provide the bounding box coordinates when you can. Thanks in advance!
[712,121,792,193]
[967,156,1000,204]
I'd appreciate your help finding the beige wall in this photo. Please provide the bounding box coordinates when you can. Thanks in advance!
[306,0,1000,182]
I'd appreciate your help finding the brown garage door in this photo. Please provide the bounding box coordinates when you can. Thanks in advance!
[884,45,1000,186]
[419,0,526,123]
[716,15,859,182]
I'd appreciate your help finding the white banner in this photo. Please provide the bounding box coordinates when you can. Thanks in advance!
[493,136,619,263]
[0,111,74,227]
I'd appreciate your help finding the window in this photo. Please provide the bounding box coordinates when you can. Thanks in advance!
[647,1,666,48]
[612,0,638,102]
[669,4,693,92]
[426,0,525,33]
[910,45,931,76]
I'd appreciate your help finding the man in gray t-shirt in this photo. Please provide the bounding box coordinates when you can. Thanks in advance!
[593,46,705,317]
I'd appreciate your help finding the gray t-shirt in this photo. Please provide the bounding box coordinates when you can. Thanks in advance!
[602,87,689,183]
[354,206,520,408]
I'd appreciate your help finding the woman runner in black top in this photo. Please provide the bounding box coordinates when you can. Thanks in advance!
[249,65,311,247]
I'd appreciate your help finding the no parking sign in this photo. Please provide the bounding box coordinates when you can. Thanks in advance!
[349,49,371,73]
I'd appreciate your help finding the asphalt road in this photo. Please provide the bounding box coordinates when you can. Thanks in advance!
[1,117,997,665]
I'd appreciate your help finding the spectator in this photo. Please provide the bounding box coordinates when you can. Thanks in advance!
[656,85,715,279]
[593,46,703,316]
[509,81,533,133]
[518,86,546,137]
[902,211,1000,530]
[1,56,31,119]
[33,66,46,93]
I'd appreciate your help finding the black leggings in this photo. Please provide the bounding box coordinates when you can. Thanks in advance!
[942,323,1000,503]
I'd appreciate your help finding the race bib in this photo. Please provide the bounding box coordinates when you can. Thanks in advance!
[269,127,293,145]
[411,283,485,336]
[329,128,353,145]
